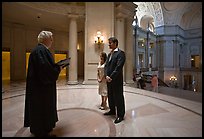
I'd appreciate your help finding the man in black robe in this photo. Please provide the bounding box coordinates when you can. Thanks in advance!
[24,31,62,137]
[104,37,126,124]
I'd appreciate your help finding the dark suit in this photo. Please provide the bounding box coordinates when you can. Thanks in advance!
[24,44,61,136]
[104,48,126,118]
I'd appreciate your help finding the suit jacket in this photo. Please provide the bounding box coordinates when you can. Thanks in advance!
[105,48,126,117]
[105,48,126,86]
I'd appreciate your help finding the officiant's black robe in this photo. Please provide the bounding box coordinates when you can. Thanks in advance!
[24,44,60,136]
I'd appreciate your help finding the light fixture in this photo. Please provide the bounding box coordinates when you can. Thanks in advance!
[94,31,104,46]
[77,44,80,51]
[170,75,178,88]
[170,75,177,81]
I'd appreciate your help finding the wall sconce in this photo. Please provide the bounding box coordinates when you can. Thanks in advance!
[94,31,104,46]
[77,44,80,51]
[169,75,177,81]
[170,75,177,88]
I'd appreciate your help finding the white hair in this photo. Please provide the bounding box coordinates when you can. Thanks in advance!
[37,31,53,43]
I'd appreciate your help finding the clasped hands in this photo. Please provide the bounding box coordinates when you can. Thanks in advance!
[106,76,112,82]
[98,79,102,83]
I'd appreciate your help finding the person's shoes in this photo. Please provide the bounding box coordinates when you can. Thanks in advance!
[99,106,105,110]
[114,117,124,124]
[43,133,57,137]
[34,134,56,137]
[100,105,108,110]
[103,106,109,110]
[104,111,115,115]
[48,134,57,137]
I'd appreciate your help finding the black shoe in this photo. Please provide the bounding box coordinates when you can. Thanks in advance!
[33,132,56,137]
[47,134,57,137]
[104,111,115,115]
[42,133,56,137]
[114,117,124,124]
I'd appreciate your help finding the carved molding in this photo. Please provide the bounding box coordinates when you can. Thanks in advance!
[115,2,136,19]
[134,2,164,28]
[19,2,85,17]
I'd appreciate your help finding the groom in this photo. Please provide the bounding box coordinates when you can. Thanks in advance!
[104,37,126,124]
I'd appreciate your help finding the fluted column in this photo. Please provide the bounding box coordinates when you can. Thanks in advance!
[146,31,150,70]
[10,23,26,81]
[115,2,137,84]
[115,17,125,51]
[67,16,78,84]
[115,16,126,83]
[125,18,135,84]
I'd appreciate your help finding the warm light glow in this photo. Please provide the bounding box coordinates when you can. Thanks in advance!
[77,44,80,50]
[95,31,104,46]
[2,51,10,80]
[26,52,30,76]
[100,35,104,41]
[170,75,177,81]
[55,54,67,77]
[96,31,101,37]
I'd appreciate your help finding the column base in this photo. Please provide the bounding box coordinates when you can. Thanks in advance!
[67,81,78,85]
[125,80,135,84]
[82,80,97,85]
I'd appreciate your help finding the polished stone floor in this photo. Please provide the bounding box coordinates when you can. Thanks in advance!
[2,78,202,137]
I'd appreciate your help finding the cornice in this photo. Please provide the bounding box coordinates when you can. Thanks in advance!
[19,2,85,17]
[115,2,137,19]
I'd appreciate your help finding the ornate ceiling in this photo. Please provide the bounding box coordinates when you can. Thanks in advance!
[2,2,85,32]
[133,2,202,30]
[2,2,202,33]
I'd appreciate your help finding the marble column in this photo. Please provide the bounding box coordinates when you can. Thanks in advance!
[83,2,114,84]
[125,18,135,84]
[10,23,26,81]
[146,31,150,70]
[67,16,78,85]
[115,17,125,51]
[144,38,148,68]
[115,16,125,83]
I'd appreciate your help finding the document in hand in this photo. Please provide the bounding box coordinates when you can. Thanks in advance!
[56,58,71,68]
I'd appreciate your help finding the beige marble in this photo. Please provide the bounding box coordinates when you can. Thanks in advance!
[2,79,202,137]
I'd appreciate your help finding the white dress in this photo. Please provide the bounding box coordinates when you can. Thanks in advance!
[97,62,107,96]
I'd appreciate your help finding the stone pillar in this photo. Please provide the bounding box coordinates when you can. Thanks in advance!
[115,16,125,82]
[67,16,78,84]
[156,40,160,69]
[172,39,180,77]
[125,18,135,84]
[146,31,150,70]
[172,39,179,87]
[135,29,139,71]
[10,23,26,81]
[83,2,114,84]
[144,38,148,68]
[115,2,137,84]
[115,17,125,51]
[164,40,174,68]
